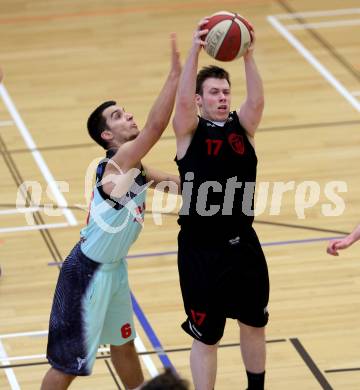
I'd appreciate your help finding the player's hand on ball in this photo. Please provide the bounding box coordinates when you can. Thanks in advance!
[244,28,256,59]
[202,11,253,61]
[193,18,209,50]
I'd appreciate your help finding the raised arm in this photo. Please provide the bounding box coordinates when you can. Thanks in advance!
[143,164,180,194]
[172,19,208,158]
[101,35,180,198]
[237,29,264,138]
[327,224,360,256]
[113,33,181,171]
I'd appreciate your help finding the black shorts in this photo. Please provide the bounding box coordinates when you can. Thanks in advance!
[177,226,269,345]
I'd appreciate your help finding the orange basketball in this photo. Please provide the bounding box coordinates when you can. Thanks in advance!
[204,11,253,62]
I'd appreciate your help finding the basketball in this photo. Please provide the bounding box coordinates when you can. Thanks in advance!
[204,11,253,62]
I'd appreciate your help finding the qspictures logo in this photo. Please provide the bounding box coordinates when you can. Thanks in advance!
[15,157,348,232]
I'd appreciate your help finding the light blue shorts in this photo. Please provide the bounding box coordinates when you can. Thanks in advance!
[47,242,136,376]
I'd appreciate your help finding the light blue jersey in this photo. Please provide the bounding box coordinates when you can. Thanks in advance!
[47,149,148,376]
[80,150,147,263]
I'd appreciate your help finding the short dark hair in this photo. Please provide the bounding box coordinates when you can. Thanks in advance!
[141,368,189,390]
[196,65,231,95]
[87,100,116,149]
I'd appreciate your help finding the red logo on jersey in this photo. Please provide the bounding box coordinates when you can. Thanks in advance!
[228,133,245,155]
[191,310,206,326]
[133,202,146,224]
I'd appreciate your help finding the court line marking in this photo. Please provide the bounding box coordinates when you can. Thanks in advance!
[0,354,45,363]
[267,15,360,112]
[286,18,360,30]
[5,118,360,155]
[0,340,20,390]
[0,207,41,215]
[0,339,287,366]
[0,222,69,234]
[0,120,14,127]
[325,366,360,373]
[124,234,342,256]
[131,293,176,373]
[0,344,158,378]
[0,339,287,365]
[0,208,75,234]
[290,338,333,390]
[4,335,348,387]
[0,330,48,339]
[134,337,159,377]
[273,8,360,19]
[0,84,77,226]
[261,235,343,247]
[45,235,345,266]
[0,330,158,377]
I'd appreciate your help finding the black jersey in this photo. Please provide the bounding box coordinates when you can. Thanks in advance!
[176,111,257,234]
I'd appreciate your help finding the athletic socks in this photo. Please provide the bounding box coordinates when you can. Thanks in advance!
[246,370,265,390]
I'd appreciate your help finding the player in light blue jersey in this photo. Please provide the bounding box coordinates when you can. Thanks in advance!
[41,34,181,390]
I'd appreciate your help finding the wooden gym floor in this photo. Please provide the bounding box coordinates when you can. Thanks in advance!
[0,0,359,388]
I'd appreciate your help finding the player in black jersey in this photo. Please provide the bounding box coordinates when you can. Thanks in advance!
[173,18,268,390]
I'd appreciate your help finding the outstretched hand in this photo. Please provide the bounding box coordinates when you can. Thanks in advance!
[326,237,352,256]
[243,23,256,59]
[192,17,209,51]
[169,32,182,76]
